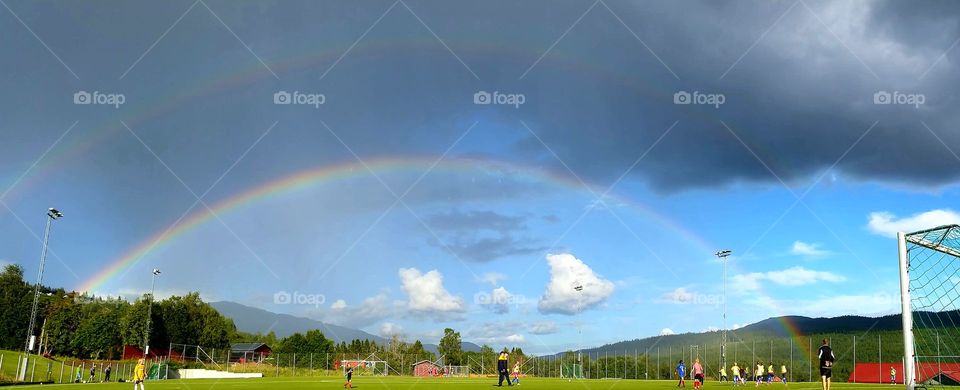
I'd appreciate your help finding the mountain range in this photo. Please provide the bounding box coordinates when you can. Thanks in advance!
[209,301,481,354]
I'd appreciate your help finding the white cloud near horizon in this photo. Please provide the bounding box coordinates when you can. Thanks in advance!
[538,253,615,315]
[867,209,960,237]
[660,328,675,336]
[399,268,465,318]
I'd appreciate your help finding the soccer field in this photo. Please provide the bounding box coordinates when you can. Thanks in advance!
[13,378,904,390]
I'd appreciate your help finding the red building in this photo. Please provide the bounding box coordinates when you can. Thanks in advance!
[229,343,272,363]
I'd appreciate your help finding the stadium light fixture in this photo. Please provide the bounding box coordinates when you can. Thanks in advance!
[715,249,733,376]
[573,281,584,379]
[145,268,161,357]
[20,208,63,381]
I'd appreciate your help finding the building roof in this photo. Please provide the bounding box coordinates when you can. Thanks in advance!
[412,360,440,367]
[231,343,270,352]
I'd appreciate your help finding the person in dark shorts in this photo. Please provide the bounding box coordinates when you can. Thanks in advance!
[497,349,512,386]
[344,366,353,388]
[677,360,686,388]
[818,339,835,390]
[104,364,112,382]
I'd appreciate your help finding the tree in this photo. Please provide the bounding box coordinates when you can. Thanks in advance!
[0,264,30,350]
[438,328,462,365]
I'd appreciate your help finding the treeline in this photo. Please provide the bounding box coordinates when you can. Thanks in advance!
[0,264,234,359]
[1,264,530,370]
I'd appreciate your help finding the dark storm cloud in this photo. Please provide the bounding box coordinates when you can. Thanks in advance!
[3,0,959,205]
[283,0,960,192]
[424,209,546,262]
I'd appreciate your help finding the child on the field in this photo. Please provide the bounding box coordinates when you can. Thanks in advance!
[767,364,775,385]
[678,360,687,388]
[756,362,764,387]
[693,358,704,390]
[512,361,521,385]
[133,358,146,390]
[732,363,741,386]
[781,364,788,386]
[344,367,353,388]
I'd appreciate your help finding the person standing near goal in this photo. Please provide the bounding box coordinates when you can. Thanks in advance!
[344,366,353,388]
[693,358,704,390]
[818,339,835,390]
[133,358,146,390]
[890,367,897,385]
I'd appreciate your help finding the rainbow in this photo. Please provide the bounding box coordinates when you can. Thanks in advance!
[78,156,714,293]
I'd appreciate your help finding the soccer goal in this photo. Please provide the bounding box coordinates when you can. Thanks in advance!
[899,225,960,390]
[341,360,389,376]
[560,363,585,379]
[444,365,469,377]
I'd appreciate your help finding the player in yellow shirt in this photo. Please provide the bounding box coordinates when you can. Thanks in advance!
[767,364,775,385]
[721,367,728,382]
[732,363,741,386]
[133,358,147,390]
[781,364,788,386]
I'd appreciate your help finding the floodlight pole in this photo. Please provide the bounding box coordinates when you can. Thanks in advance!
[715,250,732,376]
[144,269,161,358]
[574,283,584,379]
[19,208,62,381]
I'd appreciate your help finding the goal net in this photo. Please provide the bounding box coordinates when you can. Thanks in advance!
[899,225,960,390]
[444,365,469,377]
[561,363,585,379]
[341,360,389,376]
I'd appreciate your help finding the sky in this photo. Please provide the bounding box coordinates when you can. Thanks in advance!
[1,0,960,355]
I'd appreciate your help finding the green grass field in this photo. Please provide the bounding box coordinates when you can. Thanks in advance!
[9,378,905,390]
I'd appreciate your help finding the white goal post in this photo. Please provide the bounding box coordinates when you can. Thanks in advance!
[898,225,960,390]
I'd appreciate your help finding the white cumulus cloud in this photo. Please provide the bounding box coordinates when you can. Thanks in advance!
[380,322,403,337]
[399,268,465,318]
[331,299,347,309]
[537,253,615,315]
[660,328,675,336]
[867,209,960,237]
[791,241,830,257]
